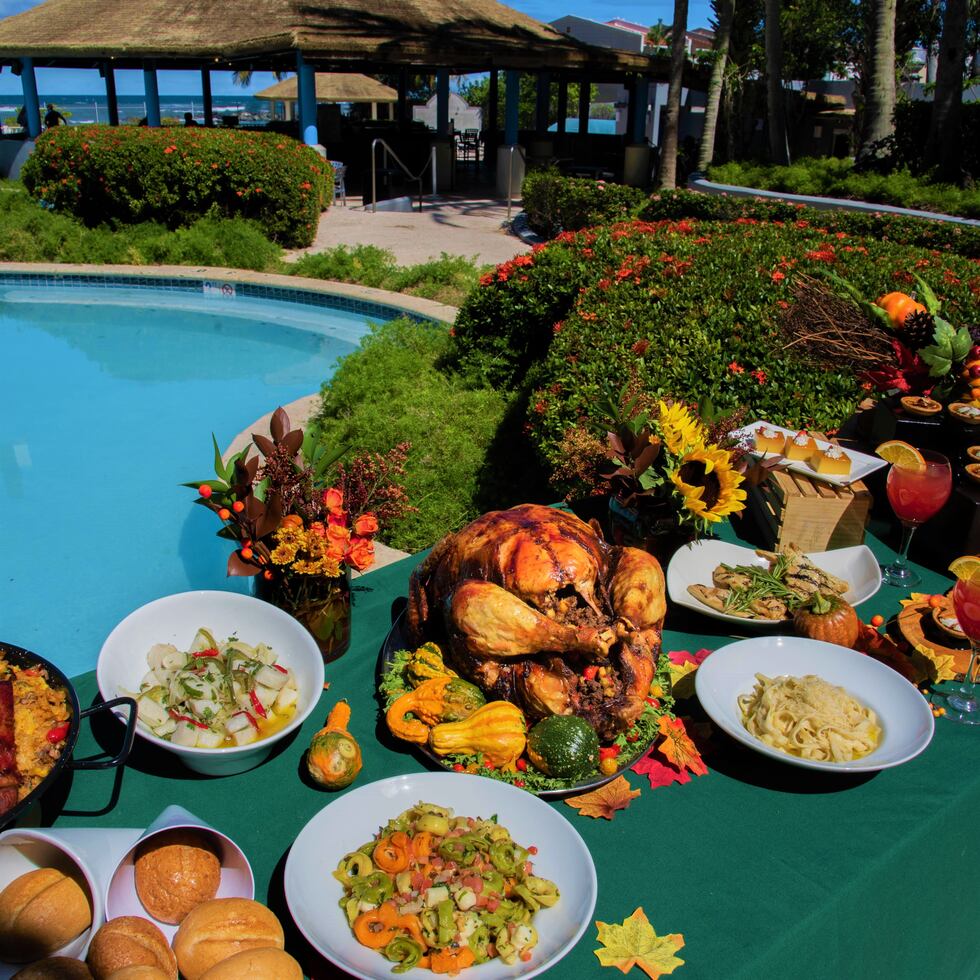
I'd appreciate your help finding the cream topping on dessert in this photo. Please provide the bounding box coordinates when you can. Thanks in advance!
[793,432,810,446]
[824,446,844,459]
[761,426,780,439]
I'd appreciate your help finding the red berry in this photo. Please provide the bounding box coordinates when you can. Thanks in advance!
[232,500,245,513]
[263,570,273,580]
[514,779,525,788]
[515,758,528,771]
[218,508,231,520]
[870,614,885,628]
[198,484,212,498]
[452,763,465,772]
[241,547,254,560]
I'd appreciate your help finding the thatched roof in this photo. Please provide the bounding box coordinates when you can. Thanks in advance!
[255,73,398,103]
[0,0,653,75]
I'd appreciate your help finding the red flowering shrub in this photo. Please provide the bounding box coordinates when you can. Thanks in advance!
[21,126,331,247]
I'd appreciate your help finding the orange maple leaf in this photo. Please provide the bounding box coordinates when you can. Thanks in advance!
[565,775,640,819]
[656,716,708,776]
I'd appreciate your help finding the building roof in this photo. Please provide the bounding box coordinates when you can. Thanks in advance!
[0,0,654,74]
[254,72,398,102]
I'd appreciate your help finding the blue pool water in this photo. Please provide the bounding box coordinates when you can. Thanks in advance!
[0,282,381,678]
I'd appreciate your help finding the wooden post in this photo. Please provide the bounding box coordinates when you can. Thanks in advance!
[201,68,213,128]
[577,75,590,135]
[104,63,119,126]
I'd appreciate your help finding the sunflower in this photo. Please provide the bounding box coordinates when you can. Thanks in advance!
[658,400,706,456]
[670,445,747,526]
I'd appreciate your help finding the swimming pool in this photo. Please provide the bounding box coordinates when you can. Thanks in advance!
[0,275,406,677]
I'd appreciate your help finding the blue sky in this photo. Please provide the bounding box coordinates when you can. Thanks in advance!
[0,0,715,97]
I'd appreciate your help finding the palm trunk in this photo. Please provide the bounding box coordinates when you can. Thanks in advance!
[656,0,689,189]
[697,0,736,172]
[764,0,790,165]
[925,0,969,178]
[859,0,897,154]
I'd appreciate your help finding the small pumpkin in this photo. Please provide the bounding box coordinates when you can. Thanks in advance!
[793,593,860,648]
[526,715,600,779]
[307,700,363,789]
[428,700,526,770]
[405,642,457,688]
[386,676,486,744]
[875,291,926,330]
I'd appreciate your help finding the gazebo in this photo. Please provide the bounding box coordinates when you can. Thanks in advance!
[254,73,398,123]
[0,0,680,190]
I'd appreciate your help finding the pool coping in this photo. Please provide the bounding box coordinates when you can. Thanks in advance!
[0,263,459,325]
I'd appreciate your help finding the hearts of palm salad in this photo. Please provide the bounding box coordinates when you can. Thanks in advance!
[334,802,559,975]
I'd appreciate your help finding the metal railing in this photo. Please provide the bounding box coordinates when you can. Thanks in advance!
[370,138,438,213]
[505,144,527,223]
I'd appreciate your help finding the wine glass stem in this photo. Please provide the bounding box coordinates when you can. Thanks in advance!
[895,522,916,573]
[957,644,979,699]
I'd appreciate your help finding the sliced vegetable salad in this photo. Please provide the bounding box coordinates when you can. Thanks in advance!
[335,801,559,975]
[131,627,298,748]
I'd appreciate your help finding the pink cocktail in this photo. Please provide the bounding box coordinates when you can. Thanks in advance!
[881,449,951,588]
[948,577,980,723]
[953,578,980,640]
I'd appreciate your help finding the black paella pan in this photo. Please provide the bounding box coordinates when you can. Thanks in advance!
[0,642,137,831]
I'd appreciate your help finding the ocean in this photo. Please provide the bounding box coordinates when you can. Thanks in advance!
[0,94,273,126]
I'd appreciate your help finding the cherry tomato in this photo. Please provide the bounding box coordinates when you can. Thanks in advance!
[928,594,944,609]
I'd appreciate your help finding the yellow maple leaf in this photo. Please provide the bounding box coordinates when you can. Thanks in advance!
[668,660,698,699]
[594,907,686,979]
[898,593,931,608]
[565,775,640,819]
[912,642,958,683]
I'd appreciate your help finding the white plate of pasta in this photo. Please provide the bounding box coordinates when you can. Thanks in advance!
[695,636,935,772]
[283,772,597,980]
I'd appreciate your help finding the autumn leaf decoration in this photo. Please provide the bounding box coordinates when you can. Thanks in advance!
[657,716,708,776]
[565,775,640,819]
[594,907,686,979]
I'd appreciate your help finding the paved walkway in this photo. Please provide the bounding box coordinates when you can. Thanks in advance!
[284,193,530,268]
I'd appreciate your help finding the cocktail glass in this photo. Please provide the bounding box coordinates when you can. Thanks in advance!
[882,449,951,589]
[945,577,980,724]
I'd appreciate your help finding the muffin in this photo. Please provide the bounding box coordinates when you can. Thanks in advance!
[134,830,221,925]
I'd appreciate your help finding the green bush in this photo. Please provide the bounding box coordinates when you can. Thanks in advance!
[0,184,281,268]
[310,318,540,552]
[20,126,331,247]
[707,158,980,220]
[451,217,980,471]
[521,168,647,236]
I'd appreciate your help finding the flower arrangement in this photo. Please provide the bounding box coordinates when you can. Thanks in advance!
[186,406,412,585]
[556,377,748,536]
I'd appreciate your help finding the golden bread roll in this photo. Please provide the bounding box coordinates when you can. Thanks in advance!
[133,830,221,925]
[103,968,172,980]
[172,899,284,980]
[0,868,93,962]
[85,918,176,980]
[198,947,302,980]
[12,957,93,979]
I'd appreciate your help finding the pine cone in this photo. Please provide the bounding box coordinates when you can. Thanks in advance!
[900,310,936,351]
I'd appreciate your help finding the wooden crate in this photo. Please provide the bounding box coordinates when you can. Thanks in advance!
[745,468,873,552]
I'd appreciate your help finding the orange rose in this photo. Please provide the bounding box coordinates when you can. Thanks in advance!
[323,487,344,515]
[308,521,327,538]
[354,513,379,536]
[327,511,349,527]
[325,523,350,560]
[346,536,375,572]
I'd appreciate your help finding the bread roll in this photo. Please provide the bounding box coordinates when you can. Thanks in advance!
[103,968,171,980]
[11,957,93,979]
[172,899,284,980]
[133,830,221,924]
[0,868,93,962]
[85,918,176,980]
[199,947,302,980]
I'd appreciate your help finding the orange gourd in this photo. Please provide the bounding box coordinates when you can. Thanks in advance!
[875,291,926,330]
[307,700,362,789]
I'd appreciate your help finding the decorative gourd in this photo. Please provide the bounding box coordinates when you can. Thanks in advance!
[428,701,526,770]
[793,593,860,648]
[386,676,486,744]
[876,291,926,330]
[526,715,600,779]
[308,700,363,789]
[405,642,457,687]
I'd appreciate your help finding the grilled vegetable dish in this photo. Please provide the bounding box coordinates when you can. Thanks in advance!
[687,545,850,621]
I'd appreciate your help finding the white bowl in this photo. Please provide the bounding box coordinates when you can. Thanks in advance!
[695,635,935,772]
[284,772,597,980]
[97,590,324,776]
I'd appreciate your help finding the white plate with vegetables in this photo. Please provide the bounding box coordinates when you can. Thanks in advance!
[284,772,597,980]
[667,540,881,627]
[97,590,324,776]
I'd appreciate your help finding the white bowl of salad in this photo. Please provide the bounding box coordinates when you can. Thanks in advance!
[97,590,325,776]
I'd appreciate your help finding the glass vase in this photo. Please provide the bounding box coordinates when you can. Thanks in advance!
[607,496,695,566]
[255,569,352,662]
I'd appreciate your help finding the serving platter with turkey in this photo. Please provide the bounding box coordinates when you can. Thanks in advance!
[378,504,677,796]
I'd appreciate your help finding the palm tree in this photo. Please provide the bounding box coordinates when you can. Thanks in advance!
[656,0,689,189]
[697,0,736,172]
[859,0,897,155]
[646,19,670,50]
[764,0,790,165]
[925,0,969,177]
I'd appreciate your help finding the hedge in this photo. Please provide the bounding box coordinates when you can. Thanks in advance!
[521,168,647,237]
[20,126,332,247]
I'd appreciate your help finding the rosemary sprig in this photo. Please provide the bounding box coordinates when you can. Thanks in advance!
[719,556,803,614]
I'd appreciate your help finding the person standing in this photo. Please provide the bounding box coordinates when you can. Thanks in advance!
[43,103,68,129]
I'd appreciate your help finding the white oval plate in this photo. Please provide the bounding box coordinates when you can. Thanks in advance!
[667,539,882,626]
[284,772,597,980]
[695,635,934,772]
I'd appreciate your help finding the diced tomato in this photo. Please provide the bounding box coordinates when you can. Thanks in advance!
[583,665,599,680]
[528,846,538,855]
[411,871,426,891]
[430,856,444,870]
[486,897,500,912]
[474,894,489,908]
[599,745,621,760]
[462,875,483,894]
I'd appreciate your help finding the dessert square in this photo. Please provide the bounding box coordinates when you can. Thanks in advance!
[809,445,852,475]
[784,430,817,461]
[754,426,785,455]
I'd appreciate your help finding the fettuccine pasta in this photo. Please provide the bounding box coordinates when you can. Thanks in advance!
[737,673,880,762]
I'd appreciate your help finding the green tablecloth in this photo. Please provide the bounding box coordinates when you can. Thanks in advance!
[50,528,980,980]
